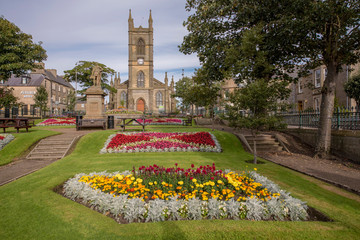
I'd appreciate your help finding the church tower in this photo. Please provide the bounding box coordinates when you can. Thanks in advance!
[127,9,154,112]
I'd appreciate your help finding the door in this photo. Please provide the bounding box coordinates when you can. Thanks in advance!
[137,99,145,112]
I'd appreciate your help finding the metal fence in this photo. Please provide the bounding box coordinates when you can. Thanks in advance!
[278,107,360,130]
[0,107,83,119]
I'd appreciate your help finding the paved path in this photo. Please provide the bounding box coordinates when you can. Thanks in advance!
[0,128,94,186]
[203,124,360,195]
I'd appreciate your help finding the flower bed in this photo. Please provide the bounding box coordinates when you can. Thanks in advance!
[100,132,221,153]
[106,106,143,115]
[132,118,183,125]
[63,164,309,223]
[0,134,15,150]
[37,117,76,126]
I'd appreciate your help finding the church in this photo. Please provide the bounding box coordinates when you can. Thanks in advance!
[109,10,177,114]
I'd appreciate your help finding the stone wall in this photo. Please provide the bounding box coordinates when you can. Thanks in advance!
[283,128,360,163]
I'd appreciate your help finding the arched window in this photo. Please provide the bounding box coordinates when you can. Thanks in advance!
[156,91,163,107]
[137,38,145,55]
[137,71,145,87]
[120,91,127,106]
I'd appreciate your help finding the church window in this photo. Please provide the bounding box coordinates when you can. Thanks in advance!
[137,38,145,55]
[137,71,145,87]
[120,91,127,106]
[156,91,163,107]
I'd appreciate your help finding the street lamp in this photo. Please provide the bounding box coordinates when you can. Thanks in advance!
[75,61,80,95]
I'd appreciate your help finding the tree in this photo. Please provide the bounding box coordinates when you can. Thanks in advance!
[181,0,360,158]
[0,87,19,109]
[64,61,116,99]
[226,79,286,164]
[33,85,48,118]
[66,90,76,112]
[0,16,47,81]
[172,76,197,114]
[344,72,360,107]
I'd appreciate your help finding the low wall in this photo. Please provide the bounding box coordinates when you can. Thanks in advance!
[283,128,360,163]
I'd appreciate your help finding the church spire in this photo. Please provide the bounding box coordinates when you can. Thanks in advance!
[128,9,134,29]
[148,9,153,29]
[110,75,114,87]
[164,72,168,86]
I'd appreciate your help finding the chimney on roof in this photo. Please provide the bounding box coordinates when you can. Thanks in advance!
[48,69,57,77]
[32,62,45,74]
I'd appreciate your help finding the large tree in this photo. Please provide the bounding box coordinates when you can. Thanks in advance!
[0,17,47,81]
[180,0,360,158]
[172,76,197,114]
[64,61,116,98]
[66,90,76,112]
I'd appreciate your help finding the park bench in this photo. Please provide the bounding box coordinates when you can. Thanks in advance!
[76,119,106,131]
[0,118,32,133]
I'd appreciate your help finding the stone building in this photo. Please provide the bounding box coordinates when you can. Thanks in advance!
[108,10,176,114]
[289,64,358,112]
[0,63,74,115]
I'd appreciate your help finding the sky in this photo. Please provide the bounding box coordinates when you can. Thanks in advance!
[0,0,200,86]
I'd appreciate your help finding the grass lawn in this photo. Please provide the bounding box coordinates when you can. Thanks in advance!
[0,128,59,166]
[0,127,359,239]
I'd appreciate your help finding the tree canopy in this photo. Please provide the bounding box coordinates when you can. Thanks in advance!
[33,85,48,118]
[0,16,47,81]
[344,72,360,107]
[180,0,360,158]
[0,87,19,109]
[64,61,116,97]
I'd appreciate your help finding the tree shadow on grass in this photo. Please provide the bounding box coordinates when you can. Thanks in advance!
[159,221,188,240]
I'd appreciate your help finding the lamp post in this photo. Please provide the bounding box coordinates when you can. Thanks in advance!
[75,61,80,95]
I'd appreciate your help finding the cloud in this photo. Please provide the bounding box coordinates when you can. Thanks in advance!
[0,0,199,79]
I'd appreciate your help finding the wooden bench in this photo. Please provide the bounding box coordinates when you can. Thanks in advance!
[0,118,32,133]
[76,119,106,131]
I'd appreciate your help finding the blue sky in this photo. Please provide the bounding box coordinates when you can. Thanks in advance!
[0,0,200,85]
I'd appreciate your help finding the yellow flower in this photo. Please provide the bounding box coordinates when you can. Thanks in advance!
[136,178,143,183]
[178,181,184,185]
[254,168,257,171]
[149,182,153,186]
[154,181,157,185]
[192,178,197,183]
[217,180,223,184]
[130,176,135,181]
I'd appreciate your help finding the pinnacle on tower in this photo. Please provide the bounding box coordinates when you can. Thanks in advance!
[110,75,114,87]
[128,9,134,29]
[164,72,168,86]
[149,9,153,29]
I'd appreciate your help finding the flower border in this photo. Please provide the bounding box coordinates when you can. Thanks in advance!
[100,132,222,154]
[0,134,15,150]
[63,170,308,223]
[36,118,76,126]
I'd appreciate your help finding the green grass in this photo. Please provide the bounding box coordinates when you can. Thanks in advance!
[0,128,59,166]
[0,127,359,239]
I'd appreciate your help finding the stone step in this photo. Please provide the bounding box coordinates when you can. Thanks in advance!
[29,151,64,156]
[35,146,69,150]
[246,139,279,145]
[245,135,275,140]
[39,141,72,145]
[256,146,284,152]
[31,150,65,154]
[27,155,63,160]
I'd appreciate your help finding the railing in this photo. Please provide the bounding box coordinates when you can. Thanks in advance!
[0,108,84,119]
[278,107,360,130]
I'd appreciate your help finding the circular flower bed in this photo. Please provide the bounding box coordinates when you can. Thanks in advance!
[36,117,75,126]
[63,164,309,223]
[100,132,221,154]
[132,118,183,125]
[0,134,15,150]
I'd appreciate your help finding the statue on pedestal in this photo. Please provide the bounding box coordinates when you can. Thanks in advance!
[90,65,103,86]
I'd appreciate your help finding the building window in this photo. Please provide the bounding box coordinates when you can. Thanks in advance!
[44,80,47,88]
[314,69,321,88]
[314,98,320,112]
[137,71,145,87]
[298,79,303,93]
[297,101,303,112]
[22,105,28,115]
[324,68,328,79]
[21,76,28,84]
[137,38,145,55]
[120,91,127,106]
[156,91,163,107]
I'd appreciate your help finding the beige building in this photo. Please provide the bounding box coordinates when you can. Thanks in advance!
[108,10,176,114]
[289,64,358,112]
[0,63,74,116]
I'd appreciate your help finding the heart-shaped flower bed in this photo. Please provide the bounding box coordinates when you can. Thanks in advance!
[63,164,309,223]
[0,134,15,150]
[37,118,76,126]
[100,132,221,153]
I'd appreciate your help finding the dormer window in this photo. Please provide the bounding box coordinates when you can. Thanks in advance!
[21,76,29,84]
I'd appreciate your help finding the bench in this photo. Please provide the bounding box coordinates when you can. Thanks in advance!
[76,119,106,131]
[183,117,192,126]
[0,118,32,133]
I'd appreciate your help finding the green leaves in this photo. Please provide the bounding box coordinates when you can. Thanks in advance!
[0,87,19,109]
[344,72,360,107]
[33,85,48,117]
[0,17,47,81]
[63,61,116,97]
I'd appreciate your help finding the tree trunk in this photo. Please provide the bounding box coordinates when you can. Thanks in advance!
[252,131,257,164]
[315,63,337,158]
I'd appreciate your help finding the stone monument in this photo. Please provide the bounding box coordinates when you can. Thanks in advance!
[84,65,106,119]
